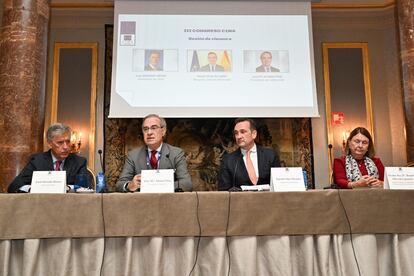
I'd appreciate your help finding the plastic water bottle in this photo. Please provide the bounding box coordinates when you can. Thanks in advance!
[96,172,106,193]
[302,170,308,190]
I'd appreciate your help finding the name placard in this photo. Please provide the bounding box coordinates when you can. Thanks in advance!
[31,171,67,193]
[384,167,414,190]
[241,184,271,192]
[140,169,174,193]
[270,167,306,192]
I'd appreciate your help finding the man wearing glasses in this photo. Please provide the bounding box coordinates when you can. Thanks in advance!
[116,114,192,192]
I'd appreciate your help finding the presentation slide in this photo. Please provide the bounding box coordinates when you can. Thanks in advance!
[110,13,318,118]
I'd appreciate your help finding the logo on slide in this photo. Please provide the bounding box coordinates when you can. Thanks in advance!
[120,21,136,46]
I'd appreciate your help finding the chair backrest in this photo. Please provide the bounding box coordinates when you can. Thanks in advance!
[86,168,96,190]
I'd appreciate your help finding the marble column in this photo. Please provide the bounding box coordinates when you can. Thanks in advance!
[0,0,50,192]
[397,0,414,164]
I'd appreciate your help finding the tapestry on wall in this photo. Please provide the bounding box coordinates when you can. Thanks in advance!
[104,25,314,191]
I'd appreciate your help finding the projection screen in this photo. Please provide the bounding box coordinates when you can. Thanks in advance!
[110,1,319,118]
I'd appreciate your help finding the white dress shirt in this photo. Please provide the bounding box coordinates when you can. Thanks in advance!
[51,153,65,171]
[146,144,163,166]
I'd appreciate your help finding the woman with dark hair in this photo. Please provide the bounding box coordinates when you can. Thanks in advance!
[333,127,384,189]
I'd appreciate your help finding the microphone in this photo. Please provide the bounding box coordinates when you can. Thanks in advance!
[165,153,183,193]
[328,144,333,159]
[328,144,333,181]
[98,149,104,173]
[228,157,242,192]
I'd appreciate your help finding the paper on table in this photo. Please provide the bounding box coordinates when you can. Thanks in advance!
[140,169,174,193]
[384,167,414,190]
[241,184,271,191]
[31,171,67,194]
[270,167,306,192]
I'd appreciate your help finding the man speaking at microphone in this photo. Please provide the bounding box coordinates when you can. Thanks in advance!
[116,114,192,192]
[218,118,280,191]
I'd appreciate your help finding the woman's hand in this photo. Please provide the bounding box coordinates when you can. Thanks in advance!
[367,177,383,188]
[351,175,383,188]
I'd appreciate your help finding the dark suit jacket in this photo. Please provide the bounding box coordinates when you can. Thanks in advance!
[144,65,162,71]
[199,64,225,72]
[8,150,88,193]
[116,143,192,192]
[218,145,280,191]
[256,65,280,72]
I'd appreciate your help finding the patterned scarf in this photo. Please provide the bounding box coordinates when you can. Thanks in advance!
[345,154,379,182]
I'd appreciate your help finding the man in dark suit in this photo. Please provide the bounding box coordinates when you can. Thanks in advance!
[199,52,225,72]
[8,123,88,193]
[256,51,280,72]
[218,118,280,191]
[116,114,192,192]
[144,50,163,71]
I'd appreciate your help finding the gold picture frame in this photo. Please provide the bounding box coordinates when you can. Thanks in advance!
[51,42,98,169]
[322,42,374,177]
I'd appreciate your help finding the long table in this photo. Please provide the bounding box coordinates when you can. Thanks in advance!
[0,190,413,275]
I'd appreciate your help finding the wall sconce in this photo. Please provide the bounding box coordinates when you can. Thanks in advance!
[70,131,82,154]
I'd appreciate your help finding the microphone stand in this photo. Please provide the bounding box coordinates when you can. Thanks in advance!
[175,184,184,193]
[97,149,110,192]
[98,149,104,173]
[228,158,242,192]
[327,144,335,188]
[165,153,183,192]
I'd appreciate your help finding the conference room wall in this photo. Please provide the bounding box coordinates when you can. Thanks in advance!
[39,6,404,188]
[44,8,114,173]
[312,7,406,185]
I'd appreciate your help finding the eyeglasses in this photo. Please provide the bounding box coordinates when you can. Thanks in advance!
[351,139,369,146]
[142,125,163,133]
